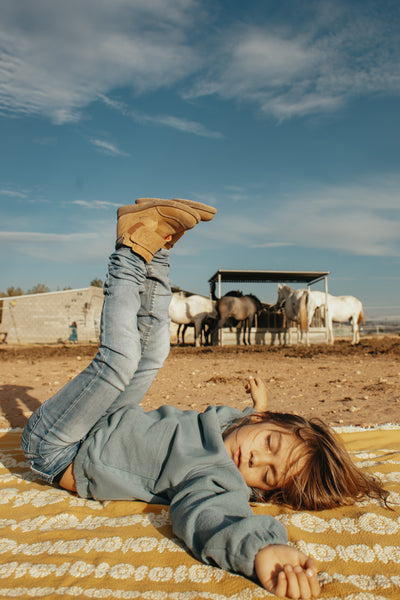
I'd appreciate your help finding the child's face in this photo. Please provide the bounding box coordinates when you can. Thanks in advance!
[224,419,305,491]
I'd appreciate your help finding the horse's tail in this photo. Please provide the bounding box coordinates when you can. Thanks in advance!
[299,291,308,331]
[210,281,218,301]
[358,308,365,325]
[215,299,221,320]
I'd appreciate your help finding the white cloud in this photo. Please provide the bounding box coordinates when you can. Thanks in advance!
[89,138,130,157]
[0,231,98,243]
[187,7,400,119]
[99,95,223,138]
[0,0,200,123]
[1,1,399,124]
[206,175,400,257]
[133,113,223,139]
[252,242,295,249]
[71,200,120,209]
[0,173,398,271]
[0,189,28,199]
[0,230,113,263]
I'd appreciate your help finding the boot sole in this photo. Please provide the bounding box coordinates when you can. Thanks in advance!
[135,197,217,221]
[118,199,200,221]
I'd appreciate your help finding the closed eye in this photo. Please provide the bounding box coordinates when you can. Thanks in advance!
[271,432,281,454]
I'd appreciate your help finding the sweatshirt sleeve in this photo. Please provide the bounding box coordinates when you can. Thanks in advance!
[168,465,288,579]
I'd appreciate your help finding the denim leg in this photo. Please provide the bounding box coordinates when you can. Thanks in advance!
[106,250,172,412]
[21,247,171,482]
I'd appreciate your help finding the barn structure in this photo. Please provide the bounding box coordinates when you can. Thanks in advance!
[208,269,330,346]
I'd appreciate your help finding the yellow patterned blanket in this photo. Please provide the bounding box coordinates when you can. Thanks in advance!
[0,427,399,600]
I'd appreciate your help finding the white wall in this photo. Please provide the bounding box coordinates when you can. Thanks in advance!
[0,287,103,344]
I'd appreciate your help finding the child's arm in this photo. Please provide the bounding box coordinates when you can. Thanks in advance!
[245,375,268,412]
[255,544,320,598]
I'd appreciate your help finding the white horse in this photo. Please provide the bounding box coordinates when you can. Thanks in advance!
[169,292,217,347]
[276,284,308,344]
[306,291,364,345]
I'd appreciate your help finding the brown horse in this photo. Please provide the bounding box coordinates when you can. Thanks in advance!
[212,291,263,345]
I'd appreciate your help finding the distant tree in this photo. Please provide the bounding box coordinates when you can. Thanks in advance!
[63,286,72,290]
[27,283,50,294]
[6,286,24,297]
[90,278,103,288]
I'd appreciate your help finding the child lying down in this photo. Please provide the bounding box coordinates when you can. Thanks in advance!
[22,198,389,599]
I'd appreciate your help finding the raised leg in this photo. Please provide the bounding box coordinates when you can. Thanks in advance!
[21,247,162,482]
[104,249,172,412]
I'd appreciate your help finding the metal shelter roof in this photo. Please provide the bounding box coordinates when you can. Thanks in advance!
[208,269,330,286]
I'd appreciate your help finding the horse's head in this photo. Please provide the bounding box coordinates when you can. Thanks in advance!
[276,284,286,306]
[261,301,280,313]
[276,283,294,305]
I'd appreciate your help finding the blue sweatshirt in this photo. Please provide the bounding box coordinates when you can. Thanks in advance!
[73,403,288,580]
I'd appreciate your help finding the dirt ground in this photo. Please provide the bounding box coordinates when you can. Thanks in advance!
[0,336,399,430]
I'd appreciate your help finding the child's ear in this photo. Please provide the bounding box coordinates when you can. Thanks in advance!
[249,413,265,423]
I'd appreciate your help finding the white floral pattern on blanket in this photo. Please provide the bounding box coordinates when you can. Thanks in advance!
[0,426,399,600]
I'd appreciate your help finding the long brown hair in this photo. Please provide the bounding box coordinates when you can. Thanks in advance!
[223,412,391,511]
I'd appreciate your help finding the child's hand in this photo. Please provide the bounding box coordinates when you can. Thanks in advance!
[245,376,268,412]
[255,544,320,598]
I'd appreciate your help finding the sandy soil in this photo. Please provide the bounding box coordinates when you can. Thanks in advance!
[1,336,399,430]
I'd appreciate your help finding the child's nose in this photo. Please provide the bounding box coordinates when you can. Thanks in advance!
[250,451,270,467]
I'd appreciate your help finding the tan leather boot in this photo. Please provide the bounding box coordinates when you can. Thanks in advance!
[116,199,200,263]
[135,197,217,248]
[136,197,217,221]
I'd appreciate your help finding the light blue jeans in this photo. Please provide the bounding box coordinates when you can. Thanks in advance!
[21,246,172,483]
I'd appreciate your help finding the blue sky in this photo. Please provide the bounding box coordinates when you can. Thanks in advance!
[1,0,400,319]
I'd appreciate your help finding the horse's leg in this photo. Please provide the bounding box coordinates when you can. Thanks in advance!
[193,318,201,347]
[204,317,215,346]
[243,319,250,345]
[306,301,316,347]
[327,316,334,344]
[199,318,206,346]
[235,325,241,345]
[306,307,311,347]
[202,320,210,346]
[247,317,252,345]
[356,314,361,344]
[201,321,205,345]
[351,315,359,344]
[239,321,245,345]
[235,320,243,344]
[177,324,182,345]
[182,324,189,346]
[211,317,225,346]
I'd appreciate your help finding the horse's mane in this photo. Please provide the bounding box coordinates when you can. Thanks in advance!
[224,290,243,297]
[246,293,263,308]
[246,293,260,301]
